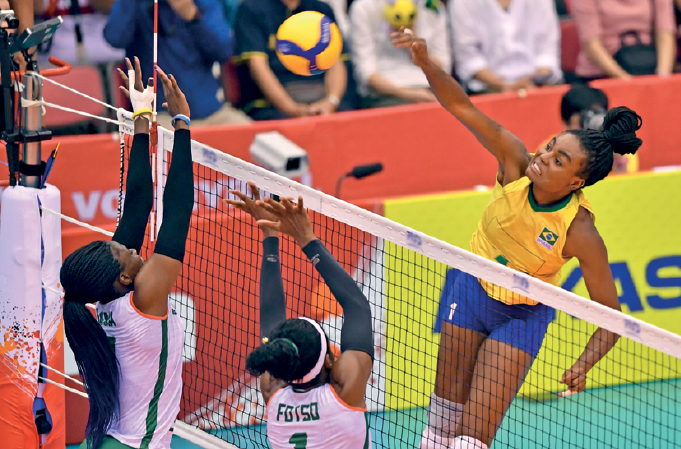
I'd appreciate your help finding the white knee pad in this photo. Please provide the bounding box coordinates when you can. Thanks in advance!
[450,436,488,449]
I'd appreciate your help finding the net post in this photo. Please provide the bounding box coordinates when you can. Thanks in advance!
[20,72,43,188]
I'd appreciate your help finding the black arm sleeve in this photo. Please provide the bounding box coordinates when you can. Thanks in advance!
[259,237,288,338]
[302,240,374,359]
[112,133,153,253]
[154,129,194,261]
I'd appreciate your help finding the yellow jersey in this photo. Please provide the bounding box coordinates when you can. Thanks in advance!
[470,176,594,305]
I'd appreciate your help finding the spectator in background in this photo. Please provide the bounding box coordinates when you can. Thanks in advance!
[538,84,637,172]
[322,0,350,37]
[451,0,562,94]
[350,0,449,108]
[572,0,676,80]
[217,0,241,25]
[560,84,609,131]
[10,0,34,35]
[104,0,250,127]
[33,0,124,66]
[233,0,351,121]
[218,0,352,45]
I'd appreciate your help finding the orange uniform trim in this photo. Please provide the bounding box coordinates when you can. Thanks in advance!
[129,292,168,320]
[330,385,367,412]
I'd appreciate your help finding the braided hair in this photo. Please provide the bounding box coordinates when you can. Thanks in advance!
[61,240,123,449]
[566,106,642,187]
[246,319,327,383]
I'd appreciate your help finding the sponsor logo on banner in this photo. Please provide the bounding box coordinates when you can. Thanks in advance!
[537,227,559,250]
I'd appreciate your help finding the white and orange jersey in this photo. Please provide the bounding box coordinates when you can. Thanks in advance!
[266,383,372,449]
[96,292,184,449]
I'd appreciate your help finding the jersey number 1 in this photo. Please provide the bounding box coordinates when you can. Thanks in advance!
[449,303,457,320]
[289,432,308,449]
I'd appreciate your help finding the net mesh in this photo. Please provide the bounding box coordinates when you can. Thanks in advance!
[118,121,681,449]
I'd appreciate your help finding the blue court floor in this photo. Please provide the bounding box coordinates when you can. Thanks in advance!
[68,379,681,449]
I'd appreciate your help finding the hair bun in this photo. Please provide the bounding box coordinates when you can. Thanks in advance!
[601,106,643,156]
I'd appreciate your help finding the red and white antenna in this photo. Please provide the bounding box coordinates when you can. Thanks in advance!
[153,0,158,122]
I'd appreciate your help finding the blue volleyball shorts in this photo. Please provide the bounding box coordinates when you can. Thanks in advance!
[434,268,556,358]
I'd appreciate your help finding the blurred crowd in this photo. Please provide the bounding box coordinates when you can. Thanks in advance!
[1,0,680,131]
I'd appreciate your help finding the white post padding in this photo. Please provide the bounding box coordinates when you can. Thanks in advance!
[0,184,62,391]
[39,186,64,350]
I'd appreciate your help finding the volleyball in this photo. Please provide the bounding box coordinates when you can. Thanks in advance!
[275,11,343,76]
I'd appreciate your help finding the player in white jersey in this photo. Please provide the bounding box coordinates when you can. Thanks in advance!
[226,185,375,449]
[60,57,195,449]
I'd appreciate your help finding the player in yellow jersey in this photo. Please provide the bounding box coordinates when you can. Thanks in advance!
[392,29,642,449]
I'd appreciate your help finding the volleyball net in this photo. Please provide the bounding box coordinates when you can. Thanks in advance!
[116,115,681,449]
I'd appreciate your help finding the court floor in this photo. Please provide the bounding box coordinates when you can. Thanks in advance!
[68,379,680,449]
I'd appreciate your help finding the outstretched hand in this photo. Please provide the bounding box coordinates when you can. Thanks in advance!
[390,27,429,68]
[117,57,154,101]
[255,196,317,248]
[558,363,587,397]
[224,182,279,237]
[156,65,191,119]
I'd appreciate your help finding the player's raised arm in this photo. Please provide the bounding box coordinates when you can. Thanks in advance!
[224,183,291,402]
[132,65,194,318]
[225,183,287,338]
[391,28,531,183]
[257,196,374,408]
[112,57,154,254]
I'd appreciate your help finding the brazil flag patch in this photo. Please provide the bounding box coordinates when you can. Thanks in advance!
[537,227,559,250]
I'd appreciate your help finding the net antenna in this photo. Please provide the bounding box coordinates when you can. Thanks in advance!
[152,0,158,123]
[150,0,159,242]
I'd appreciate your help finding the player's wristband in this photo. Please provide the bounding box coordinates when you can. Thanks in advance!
[132,108,153,120]
[172,114,191,128]
[326,95,340,107]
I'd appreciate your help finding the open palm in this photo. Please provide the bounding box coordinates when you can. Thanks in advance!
[224,182,277,224]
